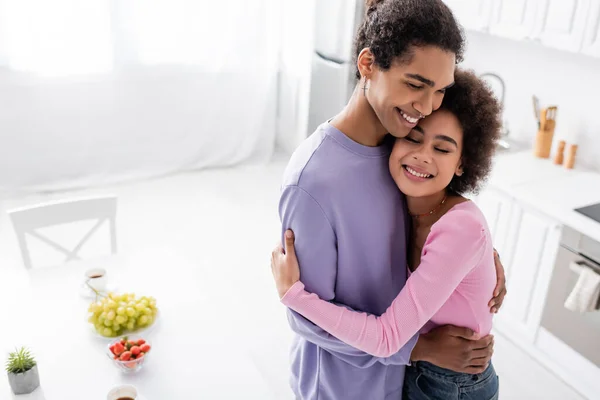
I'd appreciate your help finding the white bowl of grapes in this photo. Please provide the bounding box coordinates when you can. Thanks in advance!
[87,292,159,339]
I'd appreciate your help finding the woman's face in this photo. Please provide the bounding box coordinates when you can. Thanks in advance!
[389,109,464,198]
[361,45,456,139]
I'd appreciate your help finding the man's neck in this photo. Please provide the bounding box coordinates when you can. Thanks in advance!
[330,86,388,147]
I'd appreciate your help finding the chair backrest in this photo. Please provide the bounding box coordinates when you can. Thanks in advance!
[8,196,117,269]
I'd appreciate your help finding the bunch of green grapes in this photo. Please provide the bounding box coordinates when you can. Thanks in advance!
[87,293,158,337]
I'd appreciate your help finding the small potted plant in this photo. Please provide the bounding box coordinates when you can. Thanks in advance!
[5,347,40,395]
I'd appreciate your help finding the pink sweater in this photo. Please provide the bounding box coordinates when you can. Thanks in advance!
[281,201,496,358]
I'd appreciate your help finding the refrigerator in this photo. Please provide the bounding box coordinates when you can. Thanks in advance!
[306,0,365,135]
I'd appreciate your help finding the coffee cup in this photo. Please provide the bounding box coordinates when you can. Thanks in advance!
[85,268,107,292]
[107,384,138,400]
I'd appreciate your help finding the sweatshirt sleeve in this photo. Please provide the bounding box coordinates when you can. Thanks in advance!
[281,208,487,358]
[279,184,415,367]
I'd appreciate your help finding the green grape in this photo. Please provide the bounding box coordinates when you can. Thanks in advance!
[126,321,135,331]
[146,316,154,326]
[134,303,145,311]
[116,307,126,316]
[142,307,152,315]
[116,315,127,324]
[88,315,97,324]
[104,319,113,327]
[107,299,117,308]
[107,310,116,321]
[126,307,135,317]
[140,299,149,307]
[139,315,149,326]
[102,327,113,337]
[103,303,111,312]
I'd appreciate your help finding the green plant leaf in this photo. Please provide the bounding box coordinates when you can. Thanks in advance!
[5,346,36,374]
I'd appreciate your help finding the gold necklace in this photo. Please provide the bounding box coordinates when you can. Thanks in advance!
[409,196,447,219]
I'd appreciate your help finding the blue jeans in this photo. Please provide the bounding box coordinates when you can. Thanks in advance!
[403,361,499,400]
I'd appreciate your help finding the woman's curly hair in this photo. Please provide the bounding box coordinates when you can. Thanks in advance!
[355,0,465,79]
[440,69,503,195]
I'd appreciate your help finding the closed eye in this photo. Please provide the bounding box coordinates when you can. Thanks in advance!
[406,82,424,90]
[404,136,420,143]
[435,148,450,153]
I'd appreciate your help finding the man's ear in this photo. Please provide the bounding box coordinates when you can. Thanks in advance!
[357,48,375,79]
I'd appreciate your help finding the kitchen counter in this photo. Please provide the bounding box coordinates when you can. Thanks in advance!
[484,151,600,243]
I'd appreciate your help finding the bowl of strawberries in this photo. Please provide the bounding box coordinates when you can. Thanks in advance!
[107,336,151,373]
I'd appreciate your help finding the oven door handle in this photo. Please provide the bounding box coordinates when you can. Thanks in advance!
[569,259,600,275]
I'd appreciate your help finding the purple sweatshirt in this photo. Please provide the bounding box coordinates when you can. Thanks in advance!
[279,122,418,400]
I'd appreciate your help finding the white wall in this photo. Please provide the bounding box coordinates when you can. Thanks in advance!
[462,31,600,171]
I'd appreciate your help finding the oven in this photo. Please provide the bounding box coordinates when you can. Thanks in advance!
[540,225,600,367]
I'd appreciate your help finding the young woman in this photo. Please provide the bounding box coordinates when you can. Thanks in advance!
[272,69,502,399]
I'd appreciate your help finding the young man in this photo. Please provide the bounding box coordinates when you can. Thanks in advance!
[278,1,506,399]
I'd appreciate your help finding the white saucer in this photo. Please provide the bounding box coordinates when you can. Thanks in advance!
[80,282,119,299]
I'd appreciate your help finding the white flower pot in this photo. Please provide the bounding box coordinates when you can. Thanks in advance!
[7,365,40,395]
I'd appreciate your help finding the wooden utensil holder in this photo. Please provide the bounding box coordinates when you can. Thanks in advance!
[534,106,557,158]
[534,129,554,158]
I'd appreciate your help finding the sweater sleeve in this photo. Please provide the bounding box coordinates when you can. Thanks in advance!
[281,208,487,358]
[279,184,414,367]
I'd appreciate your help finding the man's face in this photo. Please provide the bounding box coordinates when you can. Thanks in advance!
[364,45,456,139]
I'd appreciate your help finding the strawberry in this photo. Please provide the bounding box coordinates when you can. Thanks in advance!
[140,344,151,353]
[137,352,145,358]
[120,351,132,361]
[113,342,125,356]
[136,339,146,346]
[131,346,141,356]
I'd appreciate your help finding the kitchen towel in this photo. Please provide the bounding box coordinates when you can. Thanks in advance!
[564,263,600,313]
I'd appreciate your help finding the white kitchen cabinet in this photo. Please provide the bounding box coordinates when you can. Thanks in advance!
[489,0,540,40]
[443,0,495,31]
[472,188,513,258]
[582,0,600,57]
[498,203,561,340]
[537,0,591,52]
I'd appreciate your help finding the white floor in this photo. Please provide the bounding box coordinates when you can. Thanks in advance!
[0,154,586,400]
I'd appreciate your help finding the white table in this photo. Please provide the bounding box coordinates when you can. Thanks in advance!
[0,247,275,399]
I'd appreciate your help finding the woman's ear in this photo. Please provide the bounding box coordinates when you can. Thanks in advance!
[455,162,464,177]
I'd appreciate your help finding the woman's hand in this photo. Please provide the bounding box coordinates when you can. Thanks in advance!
[271,230,301,299]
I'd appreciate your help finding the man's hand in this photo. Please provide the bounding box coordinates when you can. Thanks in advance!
[411,325,494,374]
[489,249,507,313]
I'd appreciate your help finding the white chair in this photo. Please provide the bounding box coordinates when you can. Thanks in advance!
[8,196,117,269]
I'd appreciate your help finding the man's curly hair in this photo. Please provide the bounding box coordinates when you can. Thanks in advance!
[440,69,503,195]
[355,0,465,79]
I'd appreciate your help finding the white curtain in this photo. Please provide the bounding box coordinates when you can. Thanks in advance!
[0,0,280,197]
